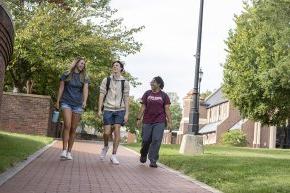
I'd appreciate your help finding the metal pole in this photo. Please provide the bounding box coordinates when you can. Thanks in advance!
[191,0,204,134]
[197,77,201,112]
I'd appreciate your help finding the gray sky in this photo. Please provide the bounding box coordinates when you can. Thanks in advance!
[110,0,244,103]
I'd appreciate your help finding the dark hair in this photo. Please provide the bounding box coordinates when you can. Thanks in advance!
[111,60,124,72]
[153,76,164,89]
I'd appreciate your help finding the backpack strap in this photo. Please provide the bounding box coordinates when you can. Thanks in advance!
[160,91,167,111]
[102,76,111,111]
[103,77,126,109]
[120,80,125,107]
[106,76,111,92]
[161,91,168,126]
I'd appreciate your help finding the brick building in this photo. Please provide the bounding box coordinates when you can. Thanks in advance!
[177,88,277,148]
[174,90,207,144]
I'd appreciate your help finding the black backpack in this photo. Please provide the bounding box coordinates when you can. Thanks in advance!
[102,76,125,110]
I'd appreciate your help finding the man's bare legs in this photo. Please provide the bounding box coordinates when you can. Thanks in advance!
[100,125,111,160]
[112,124,121,154]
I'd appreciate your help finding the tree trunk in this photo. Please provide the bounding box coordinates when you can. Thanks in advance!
[26,79,34,94]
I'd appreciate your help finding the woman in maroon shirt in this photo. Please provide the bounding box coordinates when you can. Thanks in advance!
[136,76,172,168]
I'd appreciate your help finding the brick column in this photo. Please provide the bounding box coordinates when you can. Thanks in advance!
[0,56,5,108]
[0,3,14,108]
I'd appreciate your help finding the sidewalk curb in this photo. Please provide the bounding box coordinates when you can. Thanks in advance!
[121,145,223,193]
[0,140,57,187]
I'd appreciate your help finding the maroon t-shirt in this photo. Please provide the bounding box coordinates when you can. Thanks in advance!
[141,90,171,124]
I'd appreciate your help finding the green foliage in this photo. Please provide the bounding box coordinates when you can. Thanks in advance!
[125,143,290,193]
[0,131,53,173]
[200,90,212,99]
[221,130,247,147]
[81,110,103,132]
[223,0,290,126]
[170,102,182,130]
[167,92,182,130]
[126,97,141,134]
[4,0,143,111]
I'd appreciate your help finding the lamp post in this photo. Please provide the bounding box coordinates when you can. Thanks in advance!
[199,69,203,92]
[179,0,204,155]
[191,0,204,135]
[197,68,203,112]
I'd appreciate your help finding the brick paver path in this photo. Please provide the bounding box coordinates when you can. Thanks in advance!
[0,141,214,193]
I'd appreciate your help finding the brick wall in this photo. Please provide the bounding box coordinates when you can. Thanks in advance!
[242,120,273,148]
[179,92,207,135]
[199,102,207,119]
[260,125,270,148]
[242,120,255,147]
[0,92,53,136]
[216,102,241,143]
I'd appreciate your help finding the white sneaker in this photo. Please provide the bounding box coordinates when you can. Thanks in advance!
[66,152,73,160]
[100,146,109,160]
[60,150,67,159]
[110,154,119,165]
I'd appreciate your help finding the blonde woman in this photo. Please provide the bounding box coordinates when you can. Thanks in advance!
[56,57,89,160]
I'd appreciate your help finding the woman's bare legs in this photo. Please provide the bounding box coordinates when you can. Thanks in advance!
[68,112,81,152]
[62,108,72,150]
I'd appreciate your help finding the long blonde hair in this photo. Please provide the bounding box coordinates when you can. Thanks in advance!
[64,57,87,83]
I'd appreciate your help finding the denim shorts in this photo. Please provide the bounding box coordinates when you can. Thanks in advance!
[61,102,83,114]
[103,110,125,126]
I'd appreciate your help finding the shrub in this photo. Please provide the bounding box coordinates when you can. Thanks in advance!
[221,130,247,147]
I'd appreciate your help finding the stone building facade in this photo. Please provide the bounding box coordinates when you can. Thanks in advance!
[176,88,277,148]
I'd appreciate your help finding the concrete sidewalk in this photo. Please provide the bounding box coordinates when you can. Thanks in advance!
[0,141,218,193]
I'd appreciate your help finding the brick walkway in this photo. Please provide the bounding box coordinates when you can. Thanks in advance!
[0,141,215,193]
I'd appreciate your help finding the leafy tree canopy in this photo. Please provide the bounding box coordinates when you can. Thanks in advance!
[4,0,143,110]
[223,0,290,126]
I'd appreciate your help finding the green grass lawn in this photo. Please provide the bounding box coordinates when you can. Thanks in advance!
[0,131,53,174]
[124,143,290,193]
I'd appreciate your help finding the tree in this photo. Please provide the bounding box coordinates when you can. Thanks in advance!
[81,110,103,132]
[223,0,290,126]
[126,96,141,134]
[170,102,182,130]
[167,92,179,104]
[167,92,182,130]
[200,90,212,99]
[4,0,143,111]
